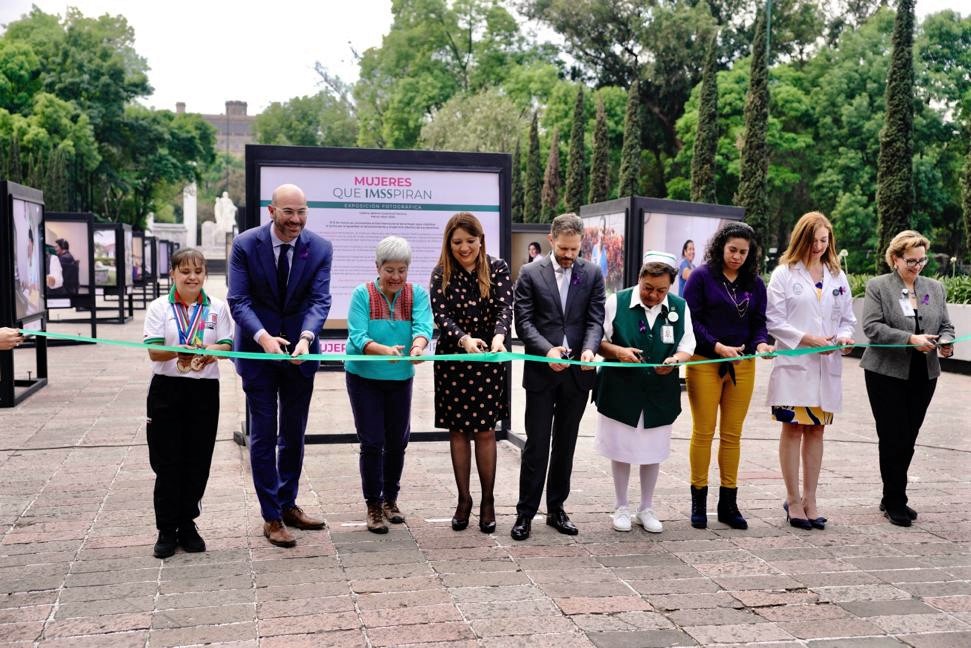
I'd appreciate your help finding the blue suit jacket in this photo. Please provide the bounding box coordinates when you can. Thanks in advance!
[228,223,333,378]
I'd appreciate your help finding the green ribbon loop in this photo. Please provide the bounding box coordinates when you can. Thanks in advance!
[17,329,969,369]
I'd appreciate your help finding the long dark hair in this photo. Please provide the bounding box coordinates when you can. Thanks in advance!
[436,212,491,299]
[704,222,761,287]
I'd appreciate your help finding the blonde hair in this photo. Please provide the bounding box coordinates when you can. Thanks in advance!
[884,230,930,269]
[778,211,840,275]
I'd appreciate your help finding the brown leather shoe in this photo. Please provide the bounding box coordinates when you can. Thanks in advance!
[382,501,405,524]
[263,520,296,548]
[282,505,326,530]
[367,503,388,534]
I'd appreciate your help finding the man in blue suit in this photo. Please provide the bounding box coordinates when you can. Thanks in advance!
[511,212,605,540]
[228,183,332,548]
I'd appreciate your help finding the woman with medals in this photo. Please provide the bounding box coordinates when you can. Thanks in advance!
[143,248,233,558]
[594,253,695,534]
[682,222,774,530]
[861,231,955,526]
[765,212,856,530]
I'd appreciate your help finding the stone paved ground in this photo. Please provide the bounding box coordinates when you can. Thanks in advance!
[1,277,969,647]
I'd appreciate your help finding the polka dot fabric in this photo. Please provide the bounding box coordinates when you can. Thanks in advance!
[431,256,513,434]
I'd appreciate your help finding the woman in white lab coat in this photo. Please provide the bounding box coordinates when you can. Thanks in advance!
[766,212,856,530]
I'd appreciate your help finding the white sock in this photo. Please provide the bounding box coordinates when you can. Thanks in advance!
[611,460,630,509]
[639,463,660,511]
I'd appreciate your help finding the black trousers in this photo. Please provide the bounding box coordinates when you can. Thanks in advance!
[146,374,219,531]
[517,378,590,517]
[864,359,936,509]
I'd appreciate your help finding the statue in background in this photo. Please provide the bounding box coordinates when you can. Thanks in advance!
[214,191,237,233]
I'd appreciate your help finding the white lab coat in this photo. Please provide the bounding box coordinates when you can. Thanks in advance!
[765,262,857,413]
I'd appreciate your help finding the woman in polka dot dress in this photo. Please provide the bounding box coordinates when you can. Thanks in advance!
[431,212,513,534]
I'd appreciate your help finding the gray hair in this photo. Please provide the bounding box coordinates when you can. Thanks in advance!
[550,212,583,238]
[375,236,412,266]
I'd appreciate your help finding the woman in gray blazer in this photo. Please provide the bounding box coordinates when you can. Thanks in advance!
[861,230,955,527]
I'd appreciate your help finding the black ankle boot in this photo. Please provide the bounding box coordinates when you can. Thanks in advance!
[690,486,708,529]
[717,486,748,529]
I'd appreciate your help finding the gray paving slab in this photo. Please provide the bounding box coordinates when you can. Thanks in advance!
[1,275,969,646]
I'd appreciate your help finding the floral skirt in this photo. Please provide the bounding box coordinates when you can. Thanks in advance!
[771,405,833,426]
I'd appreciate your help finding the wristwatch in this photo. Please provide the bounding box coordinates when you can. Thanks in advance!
[299,332,314,344]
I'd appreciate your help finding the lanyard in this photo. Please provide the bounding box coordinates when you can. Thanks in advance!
[172,301,208,346]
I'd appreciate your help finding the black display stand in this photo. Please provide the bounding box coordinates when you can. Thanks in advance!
[43,212,99,345]
[0,181,49,406]
[93,223,134,323]
[143,236,160,300]
[233,145,513,446]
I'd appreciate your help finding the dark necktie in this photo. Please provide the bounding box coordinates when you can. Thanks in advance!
[277,243,291,306]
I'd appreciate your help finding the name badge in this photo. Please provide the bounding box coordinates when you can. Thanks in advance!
[899,298,915,317]
[661,325,675,344]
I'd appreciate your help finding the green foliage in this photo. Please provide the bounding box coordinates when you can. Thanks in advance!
[511,138,524,223]
[964,146,971,259]
[617,80,641,197]
[588,93,610,204]
[541,127,562,222]
[876,0,916,270]
[735,6,770,249]
[848,274,971,304]
[352,0,556,149]
[691,33,719,204]
[255,92,356,147]
[524,112,542,223]
[419,87,526,152]
[563,86,586,213]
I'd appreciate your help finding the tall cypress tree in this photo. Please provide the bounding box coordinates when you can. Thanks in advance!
[524,112,542,223]
[511,139,524,223]
[564,86,587,214]
[691,33,719,204]
[963,142,971,260]
[617,80,641,197]
[734,7,770,250]
[541,128,562,223]
[589,94,610,204]
[876,0,916,267]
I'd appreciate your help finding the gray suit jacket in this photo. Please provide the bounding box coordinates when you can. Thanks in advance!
[859,271,955,380]
[514,255,606,391]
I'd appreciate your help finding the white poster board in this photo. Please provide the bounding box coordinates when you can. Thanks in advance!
[259,166,502,326]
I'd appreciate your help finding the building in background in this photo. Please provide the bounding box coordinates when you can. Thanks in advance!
[177,100,256,157]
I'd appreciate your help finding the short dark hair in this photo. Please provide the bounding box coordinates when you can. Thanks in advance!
[639,261,677,283]
[170,247,207,272]
[55,238,69,251]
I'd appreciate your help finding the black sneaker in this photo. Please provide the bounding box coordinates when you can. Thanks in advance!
[177,524,206,552]
[154,530,178,558]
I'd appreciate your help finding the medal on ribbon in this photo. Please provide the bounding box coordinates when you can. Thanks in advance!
[173,301,209,372]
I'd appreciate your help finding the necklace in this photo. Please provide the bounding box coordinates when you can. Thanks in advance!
[723,279,750,319]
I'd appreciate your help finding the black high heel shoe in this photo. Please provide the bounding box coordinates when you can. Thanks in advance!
[783,502,812,530]
[479,499,496,534]
[810,516,827,530]
[452,497,473,531]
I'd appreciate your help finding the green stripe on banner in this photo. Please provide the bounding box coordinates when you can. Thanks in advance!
[17,330,971,369]
[258,200,500,212]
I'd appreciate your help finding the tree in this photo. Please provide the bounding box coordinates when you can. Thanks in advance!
[255,91,357,147]
[511,138,524,223]
[588,93,610,204]
[541,127,562,222]
[963,143,971,260]
[735,7,770,248]
[691,33,719,204]
[563,85,586,213]
[617,80,641,197]
[419,87,527,152]
[876,0,915,267]
[524,112,543,223]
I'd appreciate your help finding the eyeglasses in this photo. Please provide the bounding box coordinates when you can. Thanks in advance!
[902,257,928,268]
[273,207,308,218]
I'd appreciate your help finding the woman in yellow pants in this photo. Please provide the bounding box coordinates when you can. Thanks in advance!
[682,223,774,529]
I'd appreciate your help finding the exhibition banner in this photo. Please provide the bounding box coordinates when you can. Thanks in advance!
[258,165,502,324]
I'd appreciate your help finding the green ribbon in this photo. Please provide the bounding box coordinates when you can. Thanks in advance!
[17,329,969,369]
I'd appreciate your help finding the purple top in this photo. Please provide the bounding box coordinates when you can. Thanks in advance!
[682,263,769,358]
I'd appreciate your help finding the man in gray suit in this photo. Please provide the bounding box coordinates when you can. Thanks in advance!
[512,213,606,540]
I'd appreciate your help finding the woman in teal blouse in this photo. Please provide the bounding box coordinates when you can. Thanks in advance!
[346,236,434,533]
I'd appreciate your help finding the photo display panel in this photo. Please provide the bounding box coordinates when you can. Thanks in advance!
[580,211,626,297]
[45,218,91,297]
[258,165,502,326]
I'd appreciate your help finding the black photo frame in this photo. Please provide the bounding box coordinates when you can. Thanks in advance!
[44,212,99,343]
